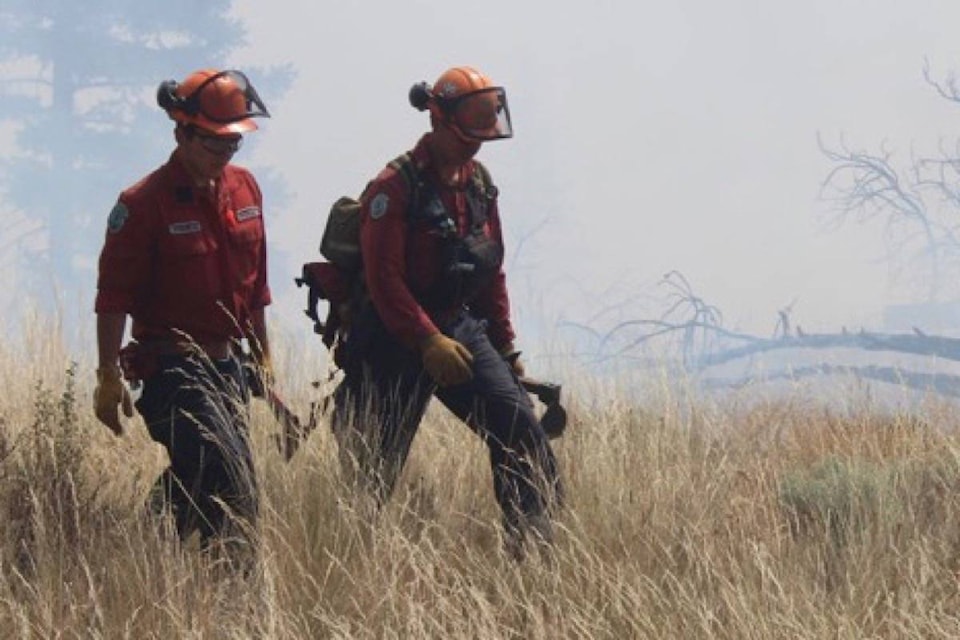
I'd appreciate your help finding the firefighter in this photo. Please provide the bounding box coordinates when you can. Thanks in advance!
[93,68,272,554]
[332,66,562,555]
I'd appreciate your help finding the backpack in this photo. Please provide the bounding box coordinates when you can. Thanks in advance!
[318,155,421,272]
[296,153,496,351]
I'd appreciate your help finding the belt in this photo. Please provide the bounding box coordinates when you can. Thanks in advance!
[141,338,235,360]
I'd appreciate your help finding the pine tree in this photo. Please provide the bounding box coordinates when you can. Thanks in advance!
[0,1,289,305]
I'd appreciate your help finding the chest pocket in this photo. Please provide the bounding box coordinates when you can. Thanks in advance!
[228,218,264,246]
[154,220,221,306]
[229,206,264,245]
[458,232,503,276]
[451,181,502,283]
[407,187,503,304]
[160,222,217,257]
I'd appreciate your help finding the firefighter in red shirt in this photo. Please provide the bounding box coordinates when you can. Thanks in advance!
[333,66,561,555]
[93,69,271,551]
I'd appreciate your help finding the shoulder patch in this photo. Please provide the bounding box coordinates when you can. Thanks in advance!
[106,202,129,234]
[369,192,389,220]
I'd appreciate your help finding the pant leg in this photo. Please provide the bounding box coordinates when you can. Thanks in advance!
[434,314,562,532]
[136,353,257,544]
[331,317,434,505]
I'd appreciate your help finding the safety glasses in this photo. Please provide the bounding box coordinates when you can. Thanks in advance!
[182,70,270,124]
[442,87,513,141]
[192,129,244,155]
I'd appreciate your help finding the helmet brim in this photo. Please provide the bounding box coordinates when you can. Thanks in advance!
[175,113,259,136]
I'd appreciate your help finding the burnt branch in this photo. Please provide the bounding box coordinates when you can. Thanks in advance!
[593,272,728,366]
[694,329,960,370]
[702,363,960,399]
[595,308,960,370]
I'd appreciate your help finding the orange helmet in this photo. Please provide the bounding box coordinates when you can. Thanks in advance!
[433,66,494,101]
[409,65,513,141]
[156,69,270,135]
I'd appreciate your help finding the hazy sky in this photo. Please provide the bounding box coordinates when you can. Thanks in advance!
[219,0,960,343]
[8,1,960,351]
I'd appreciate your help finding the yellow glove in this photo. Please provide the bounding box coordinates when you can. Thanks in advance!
[420,333,474,387]
[93,366,133,435]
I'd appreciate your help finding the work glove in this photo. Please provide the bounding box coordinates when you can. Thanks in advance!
[420,333,474,387]
[93,366,133,435]
[500,343,525,377]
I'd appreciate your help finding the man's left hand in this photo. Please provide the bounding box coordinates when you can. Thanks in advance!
[93,366,134,435]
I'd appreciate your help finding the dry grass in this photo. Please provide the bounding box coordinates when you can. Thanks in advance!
[3,320,960,638]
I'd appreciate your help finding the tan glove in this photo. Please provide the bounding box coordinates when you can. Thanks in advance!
[93,366,133,435]
[420,333,474,386]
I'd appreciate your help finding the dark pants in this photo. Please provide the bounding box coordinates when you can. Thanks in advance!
[332,309,561,535]
[135,353,258,546]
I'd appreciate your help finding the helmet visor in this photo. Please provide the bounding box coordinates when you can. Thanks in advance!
[448,87,513,141]
[188,70,270,124]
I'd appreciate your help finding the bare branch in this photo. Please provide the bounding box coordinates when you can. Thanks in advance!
[819,133,944,299]
[923,57,960,104]
[695,330,960,369]
[703,363,960,399]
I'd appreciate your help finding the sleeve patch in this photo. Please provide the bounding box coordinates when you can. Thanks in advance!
[106,202,129,234]
[370,193,389,220]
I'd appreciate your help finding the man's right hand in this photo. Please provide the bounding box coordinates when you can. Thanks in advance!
[420,333,474,387]
[93,366,133,435]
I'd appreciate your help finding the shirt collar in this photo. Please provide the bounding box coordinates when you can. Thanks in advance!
[411,133,474,189]
[163,151,230,202]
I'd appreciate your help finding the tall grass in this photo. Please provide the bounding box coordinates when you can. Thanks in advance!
[2,320,960,638]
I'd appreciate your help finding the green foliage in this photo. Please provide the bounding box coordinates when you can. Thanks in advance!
[1,363,91,575]
[778,455,900,547]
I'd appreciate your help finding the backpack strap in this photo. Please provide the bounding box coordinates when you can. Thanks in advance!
[472,159,496,198]
[388,153,418,186]
[467,159,497,233]
[384,153,497,230]
[387,153,422,214]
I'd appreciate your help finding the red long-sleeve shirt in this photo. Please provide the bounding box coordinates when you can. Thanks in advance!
[95,153,271,343]
[360,135,515,350]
